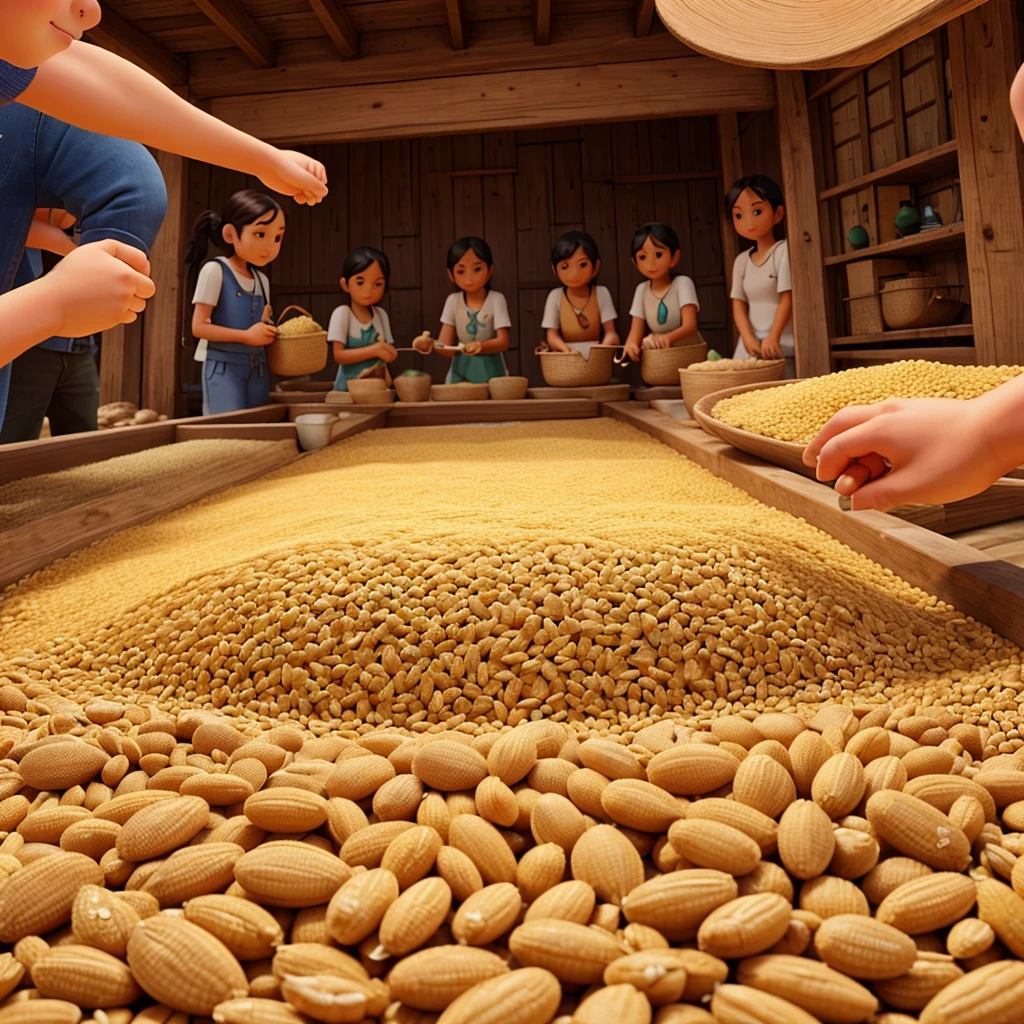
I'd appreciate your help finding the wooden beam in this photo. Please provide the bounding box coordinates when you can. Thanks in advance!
[211,57,774,144]
[635,0,656,36]
[446,0,466,50]
[603,403,1024,651]
[947,0,1024,366]
[717,112,743,307]
[142,153,187,417]
[309,0,359,59]
[536,0,552,46]
[188,12,693,100]
[86,7,188,87]
[192,0,275,69]
[775,70,831,378]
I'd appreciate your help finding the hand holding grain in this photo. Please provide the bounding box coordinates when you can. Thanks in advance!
[804,397,1006,511]
[45,240,155,337]
[245,321,278,347]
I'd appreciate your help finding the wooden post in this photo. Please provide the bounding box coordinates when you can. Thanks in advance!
[717,113,743,352]
[142,151,187,416]
[775,71,832,378]
[948,0,1024,366]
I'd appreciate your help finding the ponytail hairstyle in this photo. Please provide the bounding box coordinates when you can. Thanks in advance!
[184,189,281,293]
[725,174,786,248]
[341,246,390,294]
[447,237,494,294]
[551,231,601,274]
[630,222,681,264]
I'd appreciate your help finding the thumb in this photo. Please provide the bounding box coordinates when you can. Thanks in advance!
[93,238,152,278]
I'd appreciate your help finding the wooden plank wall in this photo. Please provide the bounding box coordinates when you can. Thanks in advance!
[176,116,741,409]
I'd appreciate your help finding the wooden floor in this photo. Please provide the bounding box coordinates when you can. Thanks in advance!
[954,518,1024,568]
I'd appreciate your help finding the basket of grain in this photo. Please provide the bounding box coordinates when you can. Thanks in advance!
[347,377,394,405]
[679,357,787,411]
[394,371,432,403]
[539,345,615,387]
[488,376,529,400]
[640,338,708,385]
[431,383,490,402]
[880,275,964,330]
[266,305,328,378]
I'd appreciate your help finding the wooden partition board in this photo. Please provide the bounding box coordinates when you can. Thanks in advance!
[603,402,1024,650]
[175,423,299,442]
[0,406,289,486]
[389,398,598,426]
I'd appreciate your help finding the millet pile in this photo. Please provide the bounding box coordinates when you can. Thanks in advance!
[0,419,1023,1022]
[712,361,1024,444]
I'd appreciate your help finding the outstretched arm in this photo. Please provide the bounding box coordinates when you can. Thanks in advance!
[21,42,327,205]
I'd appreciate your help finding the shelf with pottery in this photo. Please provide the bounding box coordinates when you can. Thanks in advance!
[828,324,974,348]
[824,222,965,267]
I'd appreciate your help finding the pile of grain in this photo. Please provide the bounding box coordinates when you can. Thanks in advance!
[2,421,1020,739]
[0,706,1021,1023]
[713,361,1024,444]
[0,440,284,532]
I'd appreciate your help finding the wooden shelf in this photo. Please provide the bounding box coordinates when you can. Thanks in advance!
[818,140,959,202]
[824,222,965,266]
[830,324,974,348]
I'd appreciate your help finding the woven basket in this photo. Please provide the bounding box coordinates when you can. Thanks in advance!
[266,305,328,378]
[880,276,963,330]
[640,339,708,385]
[347,378,392,405]
[432,383,490,402]
[394,374,432,403]
[488,376,529,400]
[679,359,787,412]
[539,346,615,387]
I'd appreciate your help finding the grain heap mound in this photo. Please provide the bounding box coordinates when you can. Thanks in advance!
[276,315,323,338]
[713,361,1024,444]
[1,419,1024,1021]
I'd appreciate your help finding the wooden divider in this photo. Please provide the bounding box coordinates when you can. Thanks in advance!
[604,402,1024,649]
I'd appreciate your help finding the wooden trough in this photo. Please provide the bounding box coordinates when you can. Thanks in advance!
[4,400,1024,651]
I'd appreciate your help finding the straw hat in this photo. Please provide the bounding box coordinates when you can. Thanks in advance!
[654,0,986,69]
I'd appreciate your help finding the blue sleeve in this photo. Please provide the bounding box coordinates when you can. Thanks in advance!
[35,118,168,256]
[0,60,37,105]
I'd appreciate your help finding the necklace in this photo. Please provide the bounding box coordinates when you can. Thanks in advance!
[651,282,671,326]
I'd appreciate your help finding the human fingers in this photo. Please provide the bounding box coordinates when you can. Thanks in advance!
[803,404,888,467]
[834,453,888,497]
[95,239,152,278]
[126,295,149,315]
[813,419,897,484]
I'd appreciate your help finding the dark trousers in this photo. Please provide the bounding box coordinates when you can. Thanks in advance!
[0,346,99,444]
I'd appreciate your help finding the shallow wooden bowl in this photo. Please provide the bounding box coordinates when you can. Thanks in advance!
[347,378,390,404]
[431,383,490,402]
[691,378,814,477]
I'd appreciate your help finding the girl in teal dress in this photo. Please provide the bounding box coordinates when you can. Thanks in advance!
[417,237,511,383]
[329,246,397,391]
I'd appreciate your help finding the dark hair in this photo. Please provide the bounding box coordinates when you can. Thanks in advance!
[184,189,281,285]
[551,231,600,268]
[341,246,390,290]
[725,175,786,246]
[630,222,681,261]
[446,237,494,294]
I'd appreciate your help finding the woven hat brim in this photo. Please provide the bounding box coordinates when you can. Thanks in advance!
[654,0,986,69]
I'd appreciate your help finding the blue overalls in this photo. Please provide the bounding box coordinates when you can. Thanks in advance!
[202,258,271,415]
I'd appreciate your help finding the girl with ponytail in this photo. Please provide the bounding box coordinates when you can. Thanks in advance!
[186,189,285,414]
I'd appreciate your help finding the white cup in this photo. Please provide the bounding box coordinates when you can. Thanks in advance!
[295,412,349,451]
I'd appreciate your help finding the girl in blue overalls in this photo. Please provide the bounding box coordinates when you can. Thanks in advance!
[187,190,285,414]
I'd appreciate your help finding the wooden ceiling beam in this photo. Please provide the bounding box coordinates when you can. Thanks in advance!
[635,0,656,35]
[192,0,276,69]
[445,0,466,50]
[86,7,188,87]
[535,0,552,45]
[309,0,360,58]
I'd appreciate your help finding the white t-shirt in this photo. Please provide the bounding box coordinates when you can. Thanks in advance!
[327,304,395,347]
[730,239,794,358]
[541,285,617,331]
[629,276,700,321]
[440,291,512,333]
[191,260,271,363]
